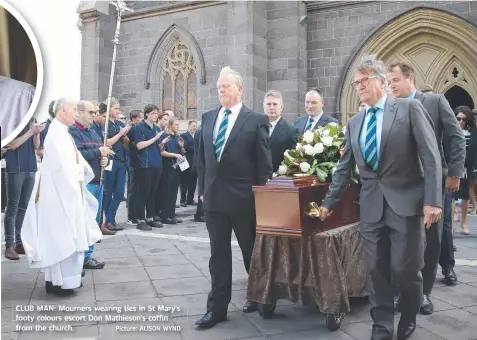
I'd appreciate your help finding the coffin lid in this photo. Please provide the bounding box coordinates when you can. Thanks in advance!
[267,175,329,188]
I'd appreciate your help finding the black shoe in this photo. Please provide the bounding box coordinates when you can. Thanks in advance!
[153,216,161,222]
[194,216,205,222]
[162,218,177,225]
[325,313,345,332]
[176,204,180,208]
[180,202,187,207]
[420,294,433,315]
[127,219,138,226]
[188,200,197,205]
[82,270,85,277]
[243,301,258,313]
[393,294,401,313]
[45,281,53,294]
[52,285,75,296]
[397,320,416,340]
[137,221,152,231]
[147,220,163,228]
[83,258,105,270]
[195,311,227,330]
[443,268,458,286]
[172,217,183,223]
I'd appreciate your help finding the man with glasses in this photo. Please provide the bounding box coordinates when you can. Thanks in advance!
[69,100,115,270]
[318,55,442,340]
[91,101,105,140]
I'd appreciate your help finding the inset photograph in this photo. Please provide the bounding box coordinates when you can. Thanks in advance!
[0,0,42,143]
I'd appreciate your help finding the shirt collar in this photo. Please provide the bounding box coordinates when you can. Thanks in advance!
[408,90,417,99]
[222,101,243,115]
[365,94,387,113]
[308,112,323,122]
[74,121,90,131]
[270,117,281,128]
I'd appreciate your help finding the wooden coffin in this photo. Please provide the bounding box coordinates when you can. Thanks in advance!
[253,175,360,237]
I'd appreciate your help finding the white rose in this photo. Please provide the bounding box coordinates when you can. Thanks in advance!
[299,162,311,173]
[303,130,314,144]
[296,143,303,152]
[278,165,287,175]
[328,122,338,127]
[322,130,330,137]
[342,126,347,134]
[313,143,324,154]
[322,136,333,147]
[303,144,316,156]
[332,166,337,174]
[284,150,289,157]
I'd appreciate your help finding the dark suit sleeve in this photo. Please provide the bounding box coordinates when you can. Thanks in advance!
[255,115,273,185]
[69,128,100,162]
[197,123,206,197]
[438,95,466,178]
[410,100,442,207]
[322,121,355,211]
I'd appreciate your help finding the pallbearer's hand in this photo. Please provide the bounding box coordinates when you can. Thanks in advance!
[100,157,109,168]
[423,206,442,229]
[318,206,331,221]
[445,176,460,192]
[200,196,204,202]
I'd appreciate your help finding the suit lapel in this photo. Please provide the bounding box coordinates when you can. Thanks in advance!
[379,97,397,159]
[354,110,366,164]
[315,114,327,129]
[222,105,250,152]
[270,118,284,143]
[414,91,425,105]
[206,106,222,151]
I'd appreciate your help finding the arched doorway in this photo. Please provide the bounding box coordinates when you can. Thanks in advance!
[444,86,474,110]
[338,6,477,123]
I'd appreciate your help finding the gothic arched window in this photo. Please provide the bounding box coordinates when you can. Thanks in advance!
[161,41,197,119]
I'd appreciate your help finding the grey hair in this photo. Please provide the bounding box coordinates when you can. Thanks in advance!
[77,100,91,113]
[263,90,283,107]
[53,97,77,114]
[356,54,387,80]
[106,97,120,106]
[91,100,100,107]
[219,66,243,88]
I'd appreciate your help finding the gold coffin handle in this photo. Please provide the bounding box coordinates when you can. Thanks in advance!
[305,201,322,219]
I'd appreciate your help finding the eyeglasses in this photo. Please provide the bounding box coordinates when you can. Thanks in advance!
[80,110,99,116]
[456,117,466,122]
[352,76,378,89]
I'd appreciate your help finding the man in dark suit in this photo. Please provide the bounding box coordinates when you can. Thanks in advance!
[192,124,204,222]
[180,120,198,206]
[387,61,466,315]
[319,55,442,340]
[294,88,339,135]
[196,66,273,330]
[263,90,298,172]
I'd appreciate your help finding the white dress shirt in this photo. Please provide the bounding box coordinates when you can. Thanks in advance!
[269,117,281,136]
[305,112,323,131]
[0,76,35,141]
[213,102,243,159]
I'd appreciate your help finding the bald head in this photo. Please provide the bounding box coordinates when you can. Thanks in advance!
[77,100,95,127]
[54,98,78,126]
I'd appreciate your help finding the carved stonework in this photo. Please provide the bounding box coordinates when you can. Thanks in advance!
[161,41,197,120]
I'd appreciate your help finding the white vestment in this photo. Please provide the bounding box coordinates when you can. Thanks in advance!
[21,119,102,289]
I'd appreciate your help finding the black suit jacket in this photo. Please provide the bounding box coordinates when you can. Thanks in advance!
[294,113,339,135]
[180,131,195,167]
[198,105,273,213]
[192,125,202,174]
[270,118,298,172]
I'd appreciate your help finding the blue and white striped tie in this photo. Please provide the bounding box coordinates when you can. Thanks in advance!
[215,109,232,160]
[364,107,379,171]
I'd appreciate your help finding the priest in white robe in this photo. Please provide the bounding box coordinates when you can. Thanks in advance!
[21,98,102,296]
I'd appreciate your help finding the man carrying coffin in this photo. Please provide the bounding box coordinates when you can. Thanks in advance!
[21,98,102,296]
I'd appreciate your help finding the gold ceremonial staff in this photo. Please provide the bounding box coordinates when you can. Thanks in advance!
[100,0,133,184]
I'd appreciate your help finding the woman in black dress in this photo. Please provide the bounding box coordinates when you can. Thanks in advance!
[451,106,477,235]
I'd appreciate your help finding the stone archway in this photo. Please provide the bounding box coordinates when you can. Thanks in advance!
[338,7,477,123]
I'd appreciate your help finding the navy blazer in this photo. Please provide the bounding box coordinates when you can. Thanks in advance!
[270,118,298,172]
[294,113,339,135]
[180,131,195,166]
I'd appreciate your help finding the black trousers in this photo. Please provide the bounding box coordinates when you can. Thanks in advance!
[160,165,181,219]
[361,199,424,338]
[136,168,162,221]
[439,192,455,271]
[180,168,197,203]
[1,169,7,211]
[127,167,138,221]
[204,210,256,313]
[195,198,204,219]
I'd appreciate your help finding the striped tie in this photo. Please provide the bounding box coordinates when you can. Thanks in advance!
[305,117,314,132]
[364,107,379,171]
[215,109,232,160]
[269,123,273,136]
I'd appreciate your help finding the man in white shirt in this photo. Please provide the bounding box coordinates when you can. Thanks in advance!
[293,88,338,135]
[196,66,273,329]
[21,98,102,296]
[0,76,35,141]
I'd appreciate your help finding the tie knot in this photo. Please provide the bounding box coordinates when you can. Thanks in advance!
[269,123,273,128]
[224,109,232,116]
[367,107,378,115]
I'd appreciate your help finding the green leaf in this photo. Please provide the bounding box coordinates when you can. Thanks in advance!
[315,167,328,182]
